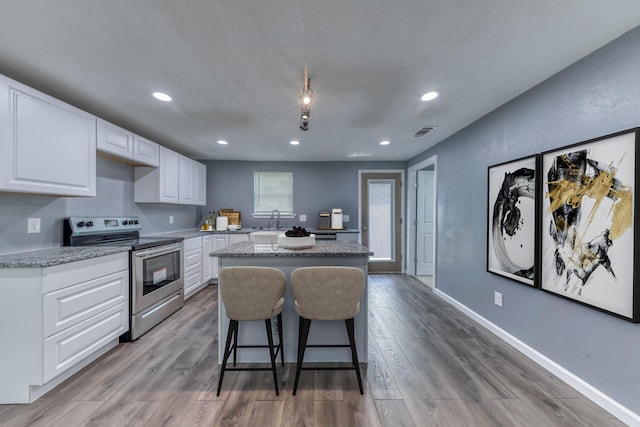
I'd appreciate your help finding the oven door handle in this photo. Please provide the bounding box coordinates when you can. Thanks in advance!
[135,244,183,258]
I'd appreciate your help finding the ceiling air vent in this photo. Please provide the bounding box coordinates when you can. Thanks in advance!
[413,126,435,137]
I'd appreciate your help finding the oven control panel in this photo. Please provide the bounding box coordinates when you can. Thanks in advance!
[65,216,141,236]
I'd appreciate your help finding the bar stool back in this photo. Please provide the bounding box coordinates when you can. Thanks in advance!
[290,266,365,395]
[217,266,286,396]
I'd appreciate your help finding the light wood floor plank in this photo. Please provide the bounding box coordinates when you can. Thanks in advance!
[0,275,626,426]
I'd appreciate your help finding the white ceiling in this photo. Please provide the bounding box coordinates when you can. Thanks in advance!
[1,1,639,162]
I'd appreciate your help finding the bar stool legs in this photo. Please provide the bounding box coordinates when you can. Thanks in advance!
[345,318,364,394]
[292,316,364,396]
[216,313,283,396]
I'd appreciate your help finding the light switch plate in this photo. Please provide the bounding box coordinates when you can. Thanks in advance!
[494,291,503,307]
[169,215,174,224]
[343,214,350,222]
[299,214,307,222]
[28,218,41,234]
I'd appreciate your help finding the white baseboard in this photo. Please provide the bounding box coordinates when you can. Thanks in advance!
[434,289,640,427]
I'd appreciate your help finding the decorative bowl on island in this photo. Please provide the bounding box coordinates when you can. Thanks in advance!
[277,226,315,249]
[277,234,315,249]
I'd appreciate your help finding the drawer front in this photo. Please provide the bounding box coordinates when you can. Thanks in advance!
[184,266,201,294]
[184,248,202,270]
[43,269,128,337]
[43,302,128,383]
[42,253,129,294]
[184,267,201,288]
[183,236,202,252]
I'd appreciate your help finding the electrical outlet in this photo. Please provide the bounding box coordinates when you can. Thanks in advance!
[343,214,350,222]
[27,218,41,234]
[299,214,307,222]
[169,215,174,224]
[494,291,503,307]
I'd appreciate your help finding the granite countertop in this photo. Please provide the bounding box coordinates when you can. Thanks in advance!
[0,246,131,268]
[150,228,358,240]
[211,241,372,257]
[149,228,253,239]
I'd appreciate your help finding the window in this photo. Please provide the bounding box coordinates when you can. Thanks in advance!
[253,172,293,215]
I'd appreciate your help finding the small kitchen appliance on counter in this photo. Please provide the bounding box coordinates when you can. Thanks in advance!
[63,216,184,341]
[319,212,331,229]
[331,208,343,229]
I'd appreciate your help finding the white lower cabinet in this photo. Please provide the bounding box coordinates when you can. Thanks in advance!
[184,236,203,299]
[0,253,129,404]
[201,234,212,284]
[211,233,249,280]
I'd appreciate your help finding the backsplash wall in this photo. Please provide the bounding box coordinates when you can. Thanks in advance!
[199,160,406,230]
[0,157,199,254]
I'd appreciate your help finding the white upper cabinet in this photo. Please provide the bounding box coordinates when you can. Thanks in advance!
[134,145,204,205]
[132,135,159,167]
[0,74,96,197]
[96,119,133,160]
[194,161,206,206]
[179,154,194,204]
[97,119,159,167]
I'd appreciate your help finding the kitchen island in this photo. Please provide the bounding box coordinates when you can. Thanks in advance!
[211,241,372,364]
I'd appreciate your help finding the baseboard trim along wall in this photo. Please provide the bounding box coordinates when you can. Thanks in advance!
[434,288,640,427]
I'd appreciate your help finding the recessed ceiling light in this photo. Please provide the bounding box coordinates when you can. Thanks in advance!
[380,140,390,146]
[420,91,439,102]
[152,91,172,102]
[217,140,228,145]
[290,140,300,145]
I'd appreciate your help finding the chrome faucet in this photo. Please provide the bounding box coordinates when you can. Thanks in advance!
[267,209,281,229]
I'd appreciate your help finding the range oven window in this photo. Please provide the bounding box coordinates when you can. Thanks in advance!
[142,251,181,295]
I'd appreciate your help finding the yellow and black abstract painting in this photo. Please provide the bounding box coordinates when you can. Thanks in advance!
[541,128,638,322]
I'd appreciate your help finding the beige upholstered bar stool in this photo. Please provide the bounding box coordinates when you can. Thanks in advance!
[290,266,365,395]
[217,266,286,396]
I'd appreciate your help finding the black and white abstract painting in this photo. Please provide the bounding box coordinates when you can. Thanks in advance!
[541,129,639,322]
[487,155,538,286]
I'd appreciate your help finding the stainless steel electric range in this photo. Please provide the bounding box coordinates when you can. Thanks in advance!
[63,216,184,340]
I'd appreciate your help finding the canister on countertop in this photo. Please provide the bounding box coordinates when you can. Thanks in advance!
[331,208,343,229]
[216,215,229,231]
[319,212,331,229]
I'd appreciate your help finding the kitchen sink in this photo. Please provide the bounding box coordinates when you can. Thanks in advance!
[249,230,281,243]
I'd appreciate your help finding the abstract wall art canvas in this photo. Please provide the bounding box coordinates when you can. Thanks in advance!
[487,155,538,286]
[541,128,639,322]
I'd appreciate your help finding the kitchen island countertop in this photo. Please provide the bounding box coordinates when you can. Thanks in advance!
[211,241,372,257]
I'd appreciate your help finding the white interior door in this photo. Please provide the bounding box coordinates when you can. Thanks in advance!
[416,169,434,275]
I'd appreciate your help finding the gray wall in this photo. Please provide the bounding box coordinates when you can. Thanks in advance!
[199,160,405,230]
[0,157,199,253]
[409,26,640,413]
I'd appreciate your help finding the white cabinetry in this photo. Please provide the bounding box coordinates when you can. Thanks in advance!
[184,236,203,299]
[194,161,207,205]
[96,119,160,167]
[201,234,212,284]
[0,253,129,403]
[0,74,96,196]
[134,147,205,205]
[133,134,160,167]
[211,234,229,281]
[210,233,249,281]
[179,155,194,204]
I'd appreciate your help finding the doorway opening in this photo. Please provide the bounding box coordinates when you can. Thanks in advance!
[407,156,437,289]
[359,170,404,273]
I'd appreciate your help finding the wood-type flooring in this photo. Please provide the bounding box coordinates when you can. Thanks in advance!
[0,274,625,426]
